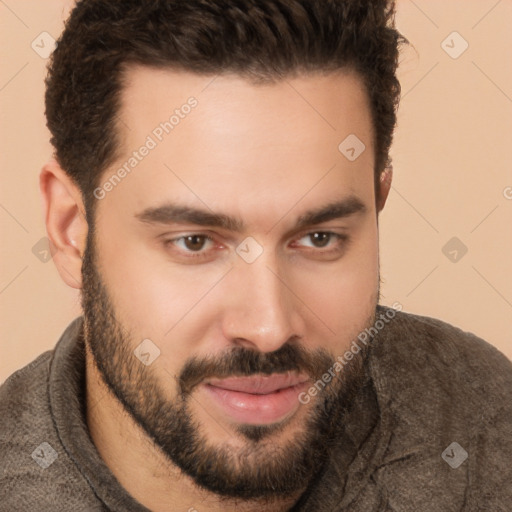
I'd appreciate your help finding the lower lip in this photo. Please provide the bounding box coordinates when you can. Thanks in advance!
[201,382,310,425]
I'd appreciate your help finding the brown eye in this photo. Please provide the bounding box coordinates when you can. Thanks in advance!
[183,235,208,251]
[166,234,216,256]
[309,232,331,248]
[292,231,348,256]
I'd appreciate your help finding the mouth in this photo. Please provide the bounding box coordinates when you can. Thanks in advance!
[200,372,311,425]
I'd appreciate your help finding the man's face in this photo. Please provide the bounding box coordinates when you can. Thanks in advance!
[83,67,380,499]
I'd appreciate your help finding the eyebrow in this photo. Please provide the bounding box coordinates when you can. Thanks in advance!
[135,195,367,233]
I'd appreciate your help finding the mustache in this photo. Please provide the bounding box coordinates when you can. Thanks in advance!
[177,342,335,395]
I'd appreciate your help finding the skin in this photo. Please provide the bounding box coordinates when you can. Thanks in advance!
[40,67,392,511]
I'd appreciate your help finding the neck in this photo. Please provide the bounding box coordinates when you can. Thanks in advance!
[84,345,303,512]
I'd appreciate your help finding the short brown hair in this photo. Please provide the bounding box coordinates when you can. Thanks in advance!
[45,0,408,220]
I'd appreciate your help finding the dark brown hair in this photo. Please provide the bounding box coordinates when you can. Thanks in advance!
[45,0,408,220]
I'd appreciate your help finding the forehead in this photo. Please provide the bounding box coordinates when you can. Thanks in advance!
[118,65,373,144]
[99,65,375,224]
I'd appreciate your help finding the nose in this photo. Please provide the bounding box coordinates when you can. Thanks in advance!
[221,255,304,353]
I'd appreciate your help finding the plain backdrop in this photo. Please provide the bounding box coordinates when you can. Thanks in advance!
[1,0,511,383]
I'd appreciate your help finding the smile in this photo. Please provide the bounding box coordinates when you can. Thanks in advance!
[201,373,311,425]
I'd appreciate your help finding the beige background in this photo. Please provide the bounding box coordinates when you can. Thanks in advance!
[1,0,511,384]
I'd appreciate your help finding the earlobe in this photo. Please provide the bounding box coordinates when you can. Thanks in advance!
[39,159,88,289]
[377,166,393,212]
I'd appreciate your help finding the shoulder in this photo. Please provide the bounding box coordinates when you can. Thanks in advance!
[371,306,512,428]
[0,322,106,511]
[363,307,512,509]
[0,349,54,441]
[0,350,61,509]
[373,306,512,406]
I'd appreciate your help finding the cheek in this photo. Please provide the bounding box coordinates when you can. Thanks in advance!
[92,219,177,335]
[290,223,379,335]
[94,220,225,365]
[99,255,214,337]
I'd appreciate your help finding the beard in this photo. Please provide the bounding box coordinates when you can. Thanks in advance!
[81,229,377,501]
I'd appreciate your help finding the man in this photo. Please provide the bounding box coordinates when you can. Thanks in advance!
[1,0,511,510]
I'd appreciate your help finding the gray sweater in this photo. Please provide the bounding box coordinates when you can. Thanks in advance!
[1,307,511,511]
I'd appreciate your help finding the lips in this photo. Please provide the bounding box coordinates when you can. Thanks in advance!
[200,372,311,425]
[206,372,310,394]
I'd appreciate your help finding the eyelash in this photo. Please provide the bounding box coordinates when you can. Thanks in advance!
[163,232,349,260]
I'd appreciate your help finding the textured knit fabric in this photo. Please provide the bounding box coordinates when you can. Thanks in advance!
[1,307,511,511]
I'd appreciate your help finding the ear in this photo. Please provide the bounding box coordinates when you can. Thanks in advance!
[376,166,393,213]
[39,159,88,289]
